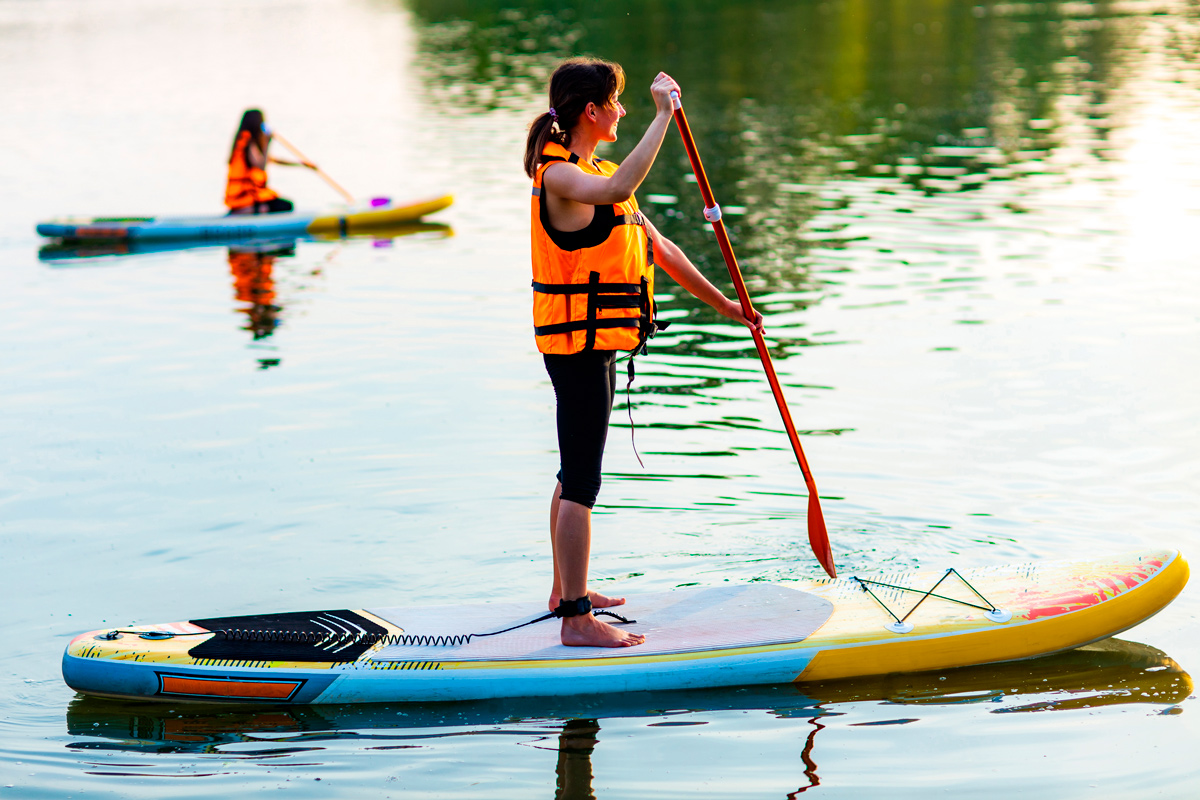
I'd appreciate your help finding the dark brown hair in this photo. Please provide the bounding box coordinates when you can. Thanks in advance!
[523,58,626,177]
[230,108,267,162]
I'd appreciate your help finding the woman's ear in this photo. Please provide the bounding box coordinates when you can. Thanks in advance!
[585,101,597,122]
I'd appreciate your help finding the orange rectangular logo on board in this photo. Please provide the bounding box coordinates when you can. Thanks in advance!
[159,674,302,700]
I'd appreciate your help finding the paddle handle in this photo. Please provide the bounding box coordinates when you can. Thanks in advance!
[669,91,835,578]
[270,132,356,205]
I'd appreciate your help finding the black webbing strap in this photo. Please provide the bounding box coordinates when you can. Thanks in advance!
[532,281,641,295]
[533,318,640,337]
[532,271,648,346]
[625,353,644,468]
[584,271,599,350]
[594,296,641,309]
[622,274,665,468]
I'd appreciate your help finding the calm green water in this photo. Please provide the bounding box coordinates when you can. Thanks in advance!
[2,0,1199,796]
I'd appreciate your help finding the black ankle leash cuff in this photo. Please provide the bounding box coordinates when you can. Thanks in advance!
[553,597,593,618]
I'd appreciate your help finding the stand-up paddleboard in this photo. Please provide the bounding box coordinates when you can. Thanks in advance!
[64,637,1192,750]
[62,549,1187,704]
[36,195,452,242]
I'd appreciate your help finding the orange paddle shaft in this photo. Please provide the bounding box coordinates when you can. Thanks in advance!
[271,132,356,205]
[669,92,836,578]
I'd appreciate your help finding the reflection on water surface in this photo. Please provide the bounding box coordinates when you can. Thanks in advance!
[409,0,1167,322]
[38,222,454,364]
[405,2,1200,564]
[4,0,1200,796]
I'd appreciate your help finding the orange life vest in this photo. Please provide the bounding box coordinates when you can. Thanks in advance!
[225,131,279,210]
[228,250,277,308]
[531,142,657,354]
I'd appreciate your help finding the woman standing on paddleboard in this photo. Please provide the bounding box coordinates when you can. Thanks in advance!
[225,109,315,215]
[526,59,763,648]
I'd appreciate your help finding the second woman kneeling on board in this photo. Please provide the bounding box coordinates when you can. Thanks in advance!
[225,108,315,215]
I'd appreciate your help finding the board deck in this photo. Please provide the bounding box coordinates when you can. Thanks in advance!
[62,548,1188,704]
[368,585,834,662]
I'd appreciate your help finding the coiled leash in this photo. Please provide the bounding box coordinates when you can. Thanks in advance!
[94,600,635,648]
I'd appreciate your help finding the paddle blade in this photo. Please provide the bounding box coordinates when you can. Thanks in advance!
[808,493,836,578]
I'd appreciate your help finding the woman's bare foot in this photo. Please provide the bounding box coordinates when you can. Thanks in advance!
[560,613,645,648]
[548,589,626,613]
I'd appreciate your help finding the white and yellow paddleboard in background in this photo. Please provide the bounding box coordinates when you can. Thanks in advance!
[36,195,453,242]
[62,549,1187,705]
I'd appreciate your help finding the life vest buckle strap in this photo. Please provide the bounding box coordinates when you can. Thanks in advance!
[532,280,641,295]
[584,272,599,351]
[533,318,641,337]
[595,296,641,310]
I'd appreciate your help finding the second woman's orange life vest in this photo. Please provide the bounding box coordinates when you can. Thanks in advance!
[225,130,279,210]
[531,142,657,354]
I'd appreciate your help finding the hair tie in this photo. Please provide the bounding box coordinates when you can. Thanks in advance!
[548,107,558,121]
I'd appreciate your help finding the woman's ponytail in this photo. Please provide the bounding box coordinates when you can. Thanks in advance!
[523,112,566,178]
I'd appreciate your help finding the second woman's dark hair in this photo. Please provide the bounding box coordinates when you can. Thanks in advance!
[230,108,267,162]
[523,58,625,177]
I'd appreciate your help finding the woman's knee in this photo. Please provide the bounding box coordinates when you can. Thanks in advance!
[557,470,600,509]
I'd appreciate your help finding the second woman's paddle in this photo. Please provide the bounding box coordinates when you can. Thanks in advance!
[270,130,356,205]
[669,91,836,578]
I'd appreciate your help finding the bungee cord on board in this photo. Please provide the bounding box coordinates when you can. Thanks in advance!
[851,568,1011,634]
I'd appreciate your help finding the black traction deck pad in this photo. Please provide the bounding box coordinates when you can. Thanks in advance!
[188,610,386,662]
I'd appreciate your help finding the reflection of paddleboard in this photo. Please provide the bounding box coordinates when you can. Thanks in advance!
[38,221,452,265]
[804,636,1191,712]
[62,549,1187,704]
[36,195,452,242]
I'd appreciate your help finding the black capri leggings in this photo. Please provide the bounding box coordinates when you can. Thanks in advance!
[226,197,294,216]
[544,350,617,509]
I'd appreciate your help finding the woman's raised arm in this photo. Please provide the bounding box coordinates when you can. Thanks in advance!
[543,73,681,205]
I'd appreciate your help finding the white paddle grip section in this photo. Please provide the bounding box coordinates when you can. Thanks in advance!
[704,205,722,222]
[670,90,681,110]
